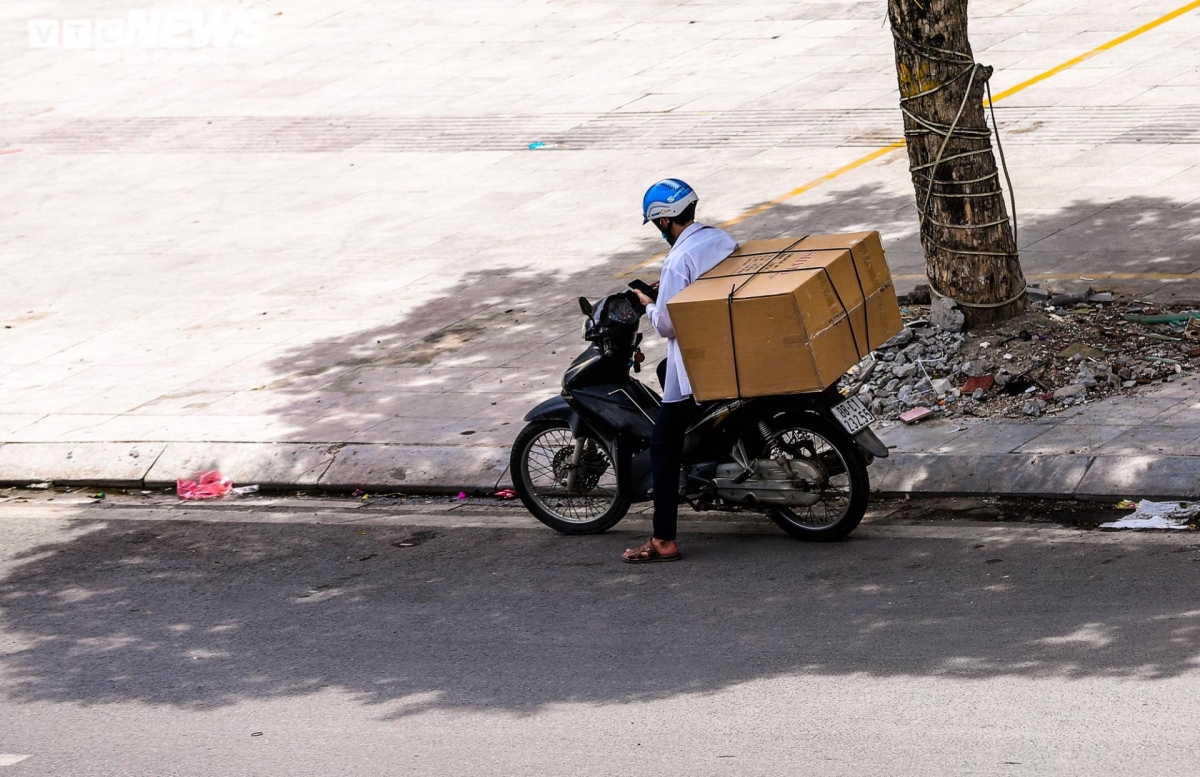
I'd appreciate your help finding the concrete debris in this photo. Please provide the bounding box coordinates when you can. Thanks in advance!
[930,295,965,332]
[1053,383,1086,400]
[843,295,1196,424]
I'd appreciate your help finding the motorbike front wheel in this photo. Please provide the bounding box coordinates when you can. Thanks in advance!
[511,420,630,535]
[759,413,869,542]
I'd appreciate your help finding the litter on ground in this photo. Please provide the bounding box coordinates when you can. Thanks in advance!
[1099,500,1200,530]
[176,471,233,500]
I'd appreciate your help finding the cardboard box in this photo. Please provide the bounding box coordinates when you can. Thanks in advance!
[667,232,903,401]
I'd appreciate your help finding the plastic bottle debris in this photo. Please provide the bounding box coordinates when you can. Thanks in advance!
[1057,343,1105,360]
[1122,311,1200,324]
[231,485,260,495]
[176,471,233,500]
[1100,500,1200,530]
[25,482,51,490]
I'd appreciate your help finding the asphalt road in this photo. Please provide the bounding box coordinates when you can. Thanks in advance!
[0,494,1198,776]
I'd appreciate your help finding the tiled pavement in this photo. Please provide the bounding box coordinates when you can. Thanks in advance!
[1,0,1199,496]
[873,380,1200,500]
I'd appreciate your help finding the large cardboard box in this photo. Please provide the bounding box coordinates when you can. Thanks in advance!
[666,232,903,401]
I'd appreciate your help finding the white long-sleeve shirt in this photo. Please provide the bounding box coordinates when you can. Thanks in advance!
[645,222,737,403]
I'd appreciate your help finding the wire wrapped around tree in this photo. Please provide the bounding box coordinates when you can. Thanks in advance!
[888,0,1029,323]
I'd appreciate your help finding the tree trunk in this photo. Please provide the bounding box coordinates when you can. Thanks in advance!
[887,0,1028,328]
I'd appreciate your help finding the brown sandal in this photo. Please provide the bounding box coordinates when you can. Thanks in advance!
[623,541,682,564]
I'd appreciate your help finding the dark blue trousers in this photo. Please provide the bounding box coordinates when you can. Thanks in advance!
[650,397,698,541]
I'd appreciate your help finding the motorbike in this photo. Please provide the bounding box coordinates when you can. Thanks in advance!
[510,289,889,540]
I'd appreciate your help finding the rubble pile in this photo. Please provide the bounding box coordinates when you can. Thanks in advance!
[842,292,1200,422]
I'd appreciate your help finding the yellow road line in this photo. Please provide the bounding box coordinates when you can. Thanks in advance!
[988,0,1200,103]
[615,0,1200,278]
[717,143,905,230]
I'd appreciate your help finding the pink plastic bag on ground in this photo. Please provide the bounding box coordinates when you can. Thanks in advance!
[177,471,233,500]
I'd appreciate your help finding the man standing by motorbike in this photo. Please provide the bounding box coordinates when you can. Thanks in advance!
[624,179,736,564]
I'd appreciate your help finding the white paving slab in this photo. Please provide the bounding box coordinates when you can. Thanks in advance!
[1,0,1199,491]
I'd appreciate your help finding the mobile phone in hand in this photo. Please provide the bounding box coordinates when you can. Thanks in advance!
[627,279,658,302]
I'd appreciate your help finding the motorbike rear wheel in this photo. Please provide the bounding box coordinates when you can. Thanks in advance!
[511,420,630,535]
[759,413,869,542]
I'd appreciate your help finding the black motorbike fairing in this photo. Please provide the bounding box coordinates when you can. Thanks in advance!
[615,439,654,501]
[625,377,662,413]
[687,399,744,435]
[523,395,587,437]
[568,382,657,440]
[563,345,635,390]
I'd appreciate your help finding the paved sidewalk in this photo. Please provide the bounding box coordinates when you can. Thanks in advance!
[873,380,1200,500]
[1,378,1197,500]
[2,0,1200,497]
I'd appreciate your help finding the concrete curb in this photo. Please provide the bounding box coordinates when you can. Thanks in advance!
[0,442,168,488]
[872,453,1199,501]
[0,441,1195,501]
[0,441,510,493]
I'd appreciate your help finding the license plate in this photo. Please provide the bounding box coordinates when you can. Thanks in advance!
[831,396,875,435]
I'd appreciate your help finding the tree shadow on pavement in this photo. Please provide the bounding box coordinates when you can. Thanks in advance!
[2,516,1198,716]
[254,187,919,449]
[258,187,1200,448]
[258,188,1200,450]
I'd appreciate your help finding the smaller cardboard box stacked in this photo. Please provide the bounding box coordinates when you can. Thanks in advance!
[667,232,903,401]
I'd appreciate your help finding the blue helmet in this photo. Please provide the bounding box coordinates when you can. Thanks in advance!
[642,178,698,224]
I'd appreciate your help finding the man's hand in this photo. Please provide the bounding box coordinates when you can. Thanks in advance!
[632,289,654,308]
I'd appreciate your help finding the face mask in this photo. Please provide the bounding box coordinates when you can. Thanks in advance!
[657,221,676,246]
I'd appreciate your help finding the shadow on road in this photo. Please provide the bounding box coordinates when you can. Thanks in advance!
[2,516,1197,715]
